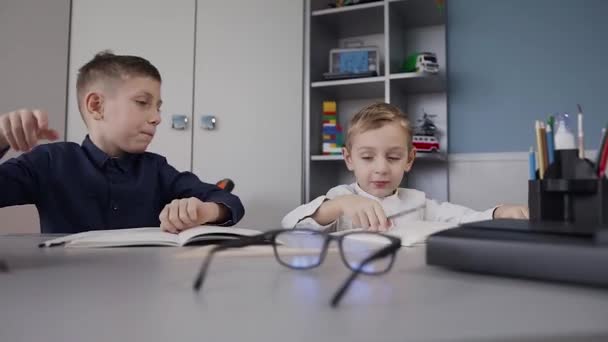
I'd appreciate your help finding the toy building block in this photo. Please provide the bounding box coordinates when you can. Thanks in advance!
[323,101,337,114]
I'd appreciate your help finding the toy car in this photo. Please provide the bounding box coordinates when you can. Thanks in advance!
[413,135,440,152]
[402,52,439,74]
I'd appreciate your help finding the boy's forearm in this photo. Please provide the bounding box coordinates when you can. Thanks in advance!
[311,199,342,226]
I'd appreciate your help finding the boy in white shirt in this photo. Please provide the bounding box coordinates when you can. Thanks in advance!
[282,103,528,232]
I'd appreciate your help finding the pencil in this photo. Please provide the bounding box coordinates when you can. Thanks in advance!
[536,121,546,179]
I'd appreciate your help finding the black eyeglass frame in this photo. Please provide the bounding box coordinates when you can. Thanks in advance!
[192,228,402,307]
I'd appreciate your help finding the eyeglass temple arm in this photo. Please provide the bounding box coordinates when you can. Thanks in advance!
[330,243,399,308]
[193,234,271,291]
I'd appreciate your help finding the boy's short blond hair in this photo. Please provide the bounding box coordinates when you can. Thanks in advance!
[76,50,161,116]
[345,102,413,149]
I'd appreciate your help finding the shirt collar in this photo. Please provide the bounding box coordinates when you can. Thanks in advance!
[82,135,137,172]
[353,182,400,202]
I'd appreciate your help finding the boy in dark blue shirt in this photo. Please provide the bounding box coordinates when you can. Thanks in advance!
[0,51,244,234]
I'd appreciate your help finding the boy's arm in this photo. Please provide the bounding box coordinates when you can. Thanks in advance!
[281,196,338,231]
[424,198,495,224]
[281,185,358,231]
[0,109,57,207]
[0,147,46,207]
[159,159,244,226]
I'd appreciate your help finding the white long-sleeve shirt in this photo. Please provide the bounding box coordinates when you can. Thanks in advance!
[282,183,495,232]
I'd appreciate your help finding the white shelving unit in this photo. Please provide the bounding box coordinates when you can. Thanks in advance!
[304,0,448,202]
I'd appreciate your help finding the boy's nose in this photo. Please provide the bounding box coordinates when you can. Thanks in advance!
[148,112,161,126]
[374,159,390,174]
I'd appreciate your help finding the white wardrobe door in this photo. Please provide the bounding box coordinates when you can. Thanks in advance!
[193,0,303,228]
[67,0,195,172]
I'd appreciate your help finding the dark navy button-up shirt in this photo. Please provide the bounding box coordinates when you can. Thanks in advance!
[0,136,244,233]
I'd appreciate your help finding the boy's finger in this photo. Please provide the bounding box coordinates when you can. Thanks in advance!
[187,198,199,223]
[357,211,370,229]
[178,199,194,229]
[158,205,169,227]
[366,208,379,231]
[32,109,49,131]
[161,221,178,234]
[352,214,361,228]
[167,200,185,230]
[373,204,388,230]
[2,128,18,151]
[21,112,38,149]
[38,129,60,141]
[9,113,28,151]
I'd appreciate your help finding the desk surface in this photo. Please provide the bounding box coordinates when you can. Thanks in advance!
[1,235,608,342]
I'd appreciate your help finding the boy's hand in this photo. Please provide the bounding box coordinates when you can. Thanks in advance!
[493,205,529,219]
[159,197,228,233]
[335,195,390,232]
[0,109,60,152]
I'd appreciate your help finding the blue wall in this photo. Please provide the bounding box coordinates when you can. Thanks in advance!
[448,0,608,153]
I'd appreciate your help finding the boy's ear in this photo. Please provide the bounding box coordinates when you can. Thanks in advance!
[342,147,354,171]
[404,147,416,172]
[84,92,104,121]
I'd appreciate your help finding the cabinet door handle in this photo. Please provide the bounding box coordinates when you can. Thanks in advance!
[171,115,189,130]
[201,115,217,130]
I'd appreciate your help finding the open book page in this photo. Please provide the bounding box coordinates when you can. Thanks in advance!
[65,228,179,248]
[39,228,171,247]
[177,226,262,245]
[331,221,457,247]
[387,221,457,246]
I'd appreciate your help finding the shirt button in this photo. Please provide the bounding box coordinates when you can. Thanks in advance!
[112,204,119,211]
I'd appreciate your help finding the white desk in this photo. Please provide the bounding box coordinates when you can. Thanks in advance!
[1,235,608,342]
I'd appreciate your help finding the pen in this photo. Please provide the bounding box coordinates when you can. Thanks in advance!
[529,146,536,180]
[38,241,67,248]
[546,123,555,165]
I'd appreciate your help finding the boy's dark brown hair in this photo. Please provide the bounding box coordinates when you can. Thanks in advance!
[345,102,413,149]
[76,50,161,114]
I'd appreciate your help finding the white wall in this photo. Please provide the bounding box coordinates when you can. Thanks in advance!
[448,152,529,211]
[448,150,600,211]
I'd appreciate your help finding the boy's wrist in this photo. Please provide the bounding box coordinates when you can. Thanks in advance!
[203,202,229,224]
[321,198,343,218]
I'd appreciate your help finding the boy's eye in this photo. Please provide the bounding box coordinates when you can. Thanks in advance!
[135,100,149,106]
[361,156,373,160]
[388,156,402,161]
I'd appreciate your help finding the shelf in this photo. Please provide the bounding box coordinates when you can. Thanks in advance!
[311,155,344,161]
[389,0,446,28]
[311,76,385,99]
[312,1,384,16]
[311,153,447,162]
[311,1,384,37]
[389,72,445,94]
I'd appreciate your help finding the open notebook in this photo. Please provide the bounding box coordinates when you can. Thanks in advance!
[386,221,457,246]
[331,220,457,247]
[39,226,262,248]
[39,221,457,249]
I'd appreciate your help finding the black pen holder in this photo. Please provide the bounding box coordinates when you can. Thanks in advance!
[529,149,608,228]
